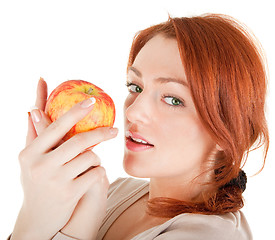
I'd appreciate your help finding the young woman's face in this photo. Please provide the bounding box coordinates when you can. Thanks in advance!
[123,34,215,182]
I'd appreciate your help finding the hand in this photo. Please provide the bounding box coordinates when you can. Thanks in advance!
[60,169,110,240]
[11,78,118,240]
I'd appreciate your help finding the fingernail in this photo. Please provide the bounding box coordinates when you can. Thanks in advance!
[31,109,41,123]
[109,127,118,135]
[80,97,96,108]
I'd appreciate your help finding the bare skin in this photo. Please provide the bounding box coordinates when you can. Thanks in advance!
[123,34,217,201]
[11,78,118,240]
[108,34,219,239]
[11,34,219,240]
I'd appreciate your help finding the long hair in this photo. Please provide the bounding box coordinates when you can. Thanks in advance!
[127,14,269,217]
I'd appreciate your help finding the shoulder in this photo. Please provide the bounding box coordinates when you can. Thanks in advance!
[153,211,252,240]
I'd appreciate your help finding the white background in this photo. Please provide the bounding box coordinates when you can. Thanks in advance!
[0,0,274,239]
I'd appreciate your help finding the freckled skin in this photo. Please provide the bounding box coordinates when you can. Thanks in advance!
[45,80,116,141]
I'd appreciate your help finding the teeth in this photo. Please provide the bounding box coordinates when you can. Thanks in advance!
[131,137,148,144]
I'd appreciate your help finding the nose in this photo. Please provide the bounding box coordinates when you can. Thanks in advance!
[125,92,152,126]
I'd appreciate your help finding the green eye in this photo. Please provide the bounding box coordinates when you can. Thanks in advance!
[164,96,183,106]
[126,83,143,93]
[135,85,143,93]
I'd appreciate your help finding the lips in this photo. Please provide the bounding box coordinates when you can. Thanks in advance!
[125,130,154,146]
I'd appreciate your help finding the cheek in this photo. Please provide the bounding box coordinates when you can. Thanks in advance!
[159,115,214,163]
[160,115,202,143]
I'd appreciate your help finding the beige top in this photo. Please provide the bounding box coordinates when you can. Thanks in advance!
[9,177,253,240]
[96,177,252,240]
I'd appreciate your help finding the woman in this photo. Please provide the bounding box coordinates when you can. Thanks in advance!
[9,14,269,240]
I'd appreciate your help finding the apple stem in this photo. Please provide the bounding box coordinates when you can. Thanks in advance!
[87,87,93,95]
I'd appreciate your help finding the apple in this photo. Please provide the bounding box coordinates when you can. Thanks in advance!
[45,79,116,141]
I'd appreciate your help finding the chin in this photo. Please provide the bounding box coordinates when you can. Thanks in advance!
[123,155,150,178]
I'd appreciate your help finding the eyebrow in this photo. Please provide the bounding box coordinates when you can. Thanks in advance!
[128,66,189,88]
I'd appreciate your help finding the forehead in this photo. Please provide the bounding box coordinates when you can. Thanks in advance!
[131,34,186,80]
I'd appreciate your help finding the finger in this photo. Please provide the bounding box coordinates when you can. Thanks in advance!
[51,126,118,165]
[30,109,52,136]
[73,166,107,198]
[63,150,101,179]
[35,77,48,111]
[29,97,96,154]
[26,112,38,146]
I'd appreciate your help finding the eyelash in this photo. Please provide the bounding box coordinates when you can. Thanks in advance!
[125,82,185,107]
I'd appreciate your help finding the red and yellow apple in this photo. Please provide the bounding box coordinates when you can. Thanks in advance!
[45,80,116,141]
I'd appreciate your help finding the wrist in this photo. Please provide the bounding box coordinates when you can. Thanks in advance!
[10,231,44,240]
[11,214,42,240]
[53,231,83,240]
[60,195,106,240]
[60,226,98,240]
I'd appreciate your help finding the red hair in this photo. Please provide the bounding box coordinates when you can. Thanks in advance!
[127,14,269,217]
